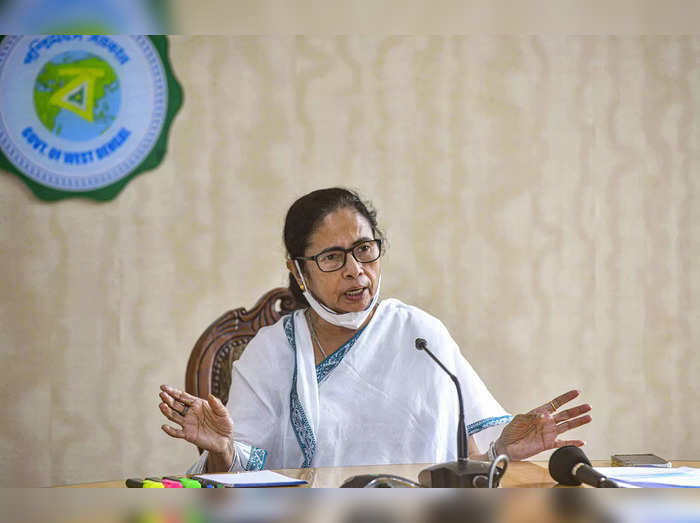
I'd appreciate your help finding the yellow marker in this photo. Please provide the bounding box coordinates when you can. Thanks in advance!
[142,479,165,488]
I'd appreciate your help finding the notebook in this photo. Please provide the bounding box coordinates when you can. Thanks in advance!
[194,470,307,488]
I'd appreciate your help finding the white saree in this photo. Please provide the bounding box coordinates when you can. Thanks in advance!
[188,298,511,473]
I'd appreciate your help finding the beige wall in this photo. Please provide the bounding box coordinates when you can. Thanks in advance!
[1,35,699,486]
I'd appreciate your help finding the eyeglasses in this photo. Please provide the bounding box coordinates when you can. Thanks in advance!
[295,239,383,272]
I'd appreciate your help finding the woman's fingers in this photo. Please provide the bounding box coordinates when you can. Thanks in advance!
[529,389,580,415]
[161,424,186,439]
[549,390,580,411]
[207,394,227,416]
[160,385,201,421]
[160,384,197,406]
[159,391,183,412]
[555,414,592,435]
[159,391,191,419]
[159,401,185,426]
[553,404,591,424]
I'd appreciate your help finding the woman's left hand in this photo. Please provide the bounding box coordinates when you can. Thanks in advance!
[495,390,592,461]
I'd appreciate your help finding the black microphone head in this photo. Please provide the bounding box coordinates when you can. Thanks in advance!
[415,338,427,351]
[549,446,592,486]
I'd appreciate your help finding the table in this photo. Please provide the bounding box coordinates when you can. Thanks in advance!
[42,462,700,523]
[57,460,700,488]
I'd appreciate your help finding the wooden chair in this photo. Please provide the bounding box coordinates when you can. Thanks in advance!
[185,287,303,408]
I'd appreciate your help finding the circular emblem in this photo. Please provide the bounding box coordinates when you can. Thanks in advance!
[0,35,182,200]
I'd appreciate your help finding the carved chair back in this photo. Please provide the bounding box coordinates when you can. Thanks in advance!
[185,288,303,408]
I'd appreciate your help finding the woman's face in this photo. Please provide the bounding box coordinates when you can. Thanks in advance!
[292,207,381,314]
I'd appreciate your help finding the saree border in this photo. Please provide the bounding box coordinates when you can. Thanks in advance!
[467,415,513,435]
[315,323,367,383]
[284,313,317,468]
[245,445,268,471]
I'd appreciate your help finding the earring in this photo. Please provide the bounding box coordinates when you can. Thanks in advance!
[299,281,306,292]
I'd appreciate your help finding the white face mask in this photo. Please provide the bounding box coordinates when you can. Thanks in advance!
[293,260,381,330]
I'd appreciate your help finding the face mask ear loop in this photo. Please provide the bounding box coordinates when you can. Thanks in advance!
[295,260,336,315]
[293,259,307,292]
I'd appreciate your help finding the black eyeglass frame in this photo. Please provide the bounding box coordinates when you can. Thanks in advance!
[294,239,383,272]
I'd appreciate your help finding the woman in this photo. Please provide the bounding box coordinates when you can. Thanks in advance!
[159,188,591,473]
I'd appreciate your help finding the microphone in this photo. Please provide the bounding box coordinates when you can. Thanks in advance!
[414,337,508,488]
[415,338,468,461]
[549,446,619,488]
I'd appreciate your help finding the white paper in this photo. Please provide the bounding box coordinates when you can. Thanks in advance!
[195,470,306,487]
[596,466,700,488]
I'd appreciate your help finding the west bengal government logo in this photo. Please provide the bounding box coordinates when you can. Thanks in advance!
[0,35,182,200]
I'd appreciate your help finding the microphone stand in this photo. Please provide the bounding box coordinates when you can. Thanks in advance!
[415,338,507,488]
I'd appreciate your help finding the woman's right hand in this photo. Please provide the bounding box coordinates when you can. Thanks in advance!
[159,384,235,465]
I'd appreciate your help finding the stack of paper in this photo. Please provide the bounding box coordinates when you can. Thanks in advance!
[595,467,700,488]
[195,470,307,487]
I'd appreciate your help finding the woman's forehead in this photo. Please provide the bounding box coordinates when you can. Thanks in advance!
[307,208,373,250]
